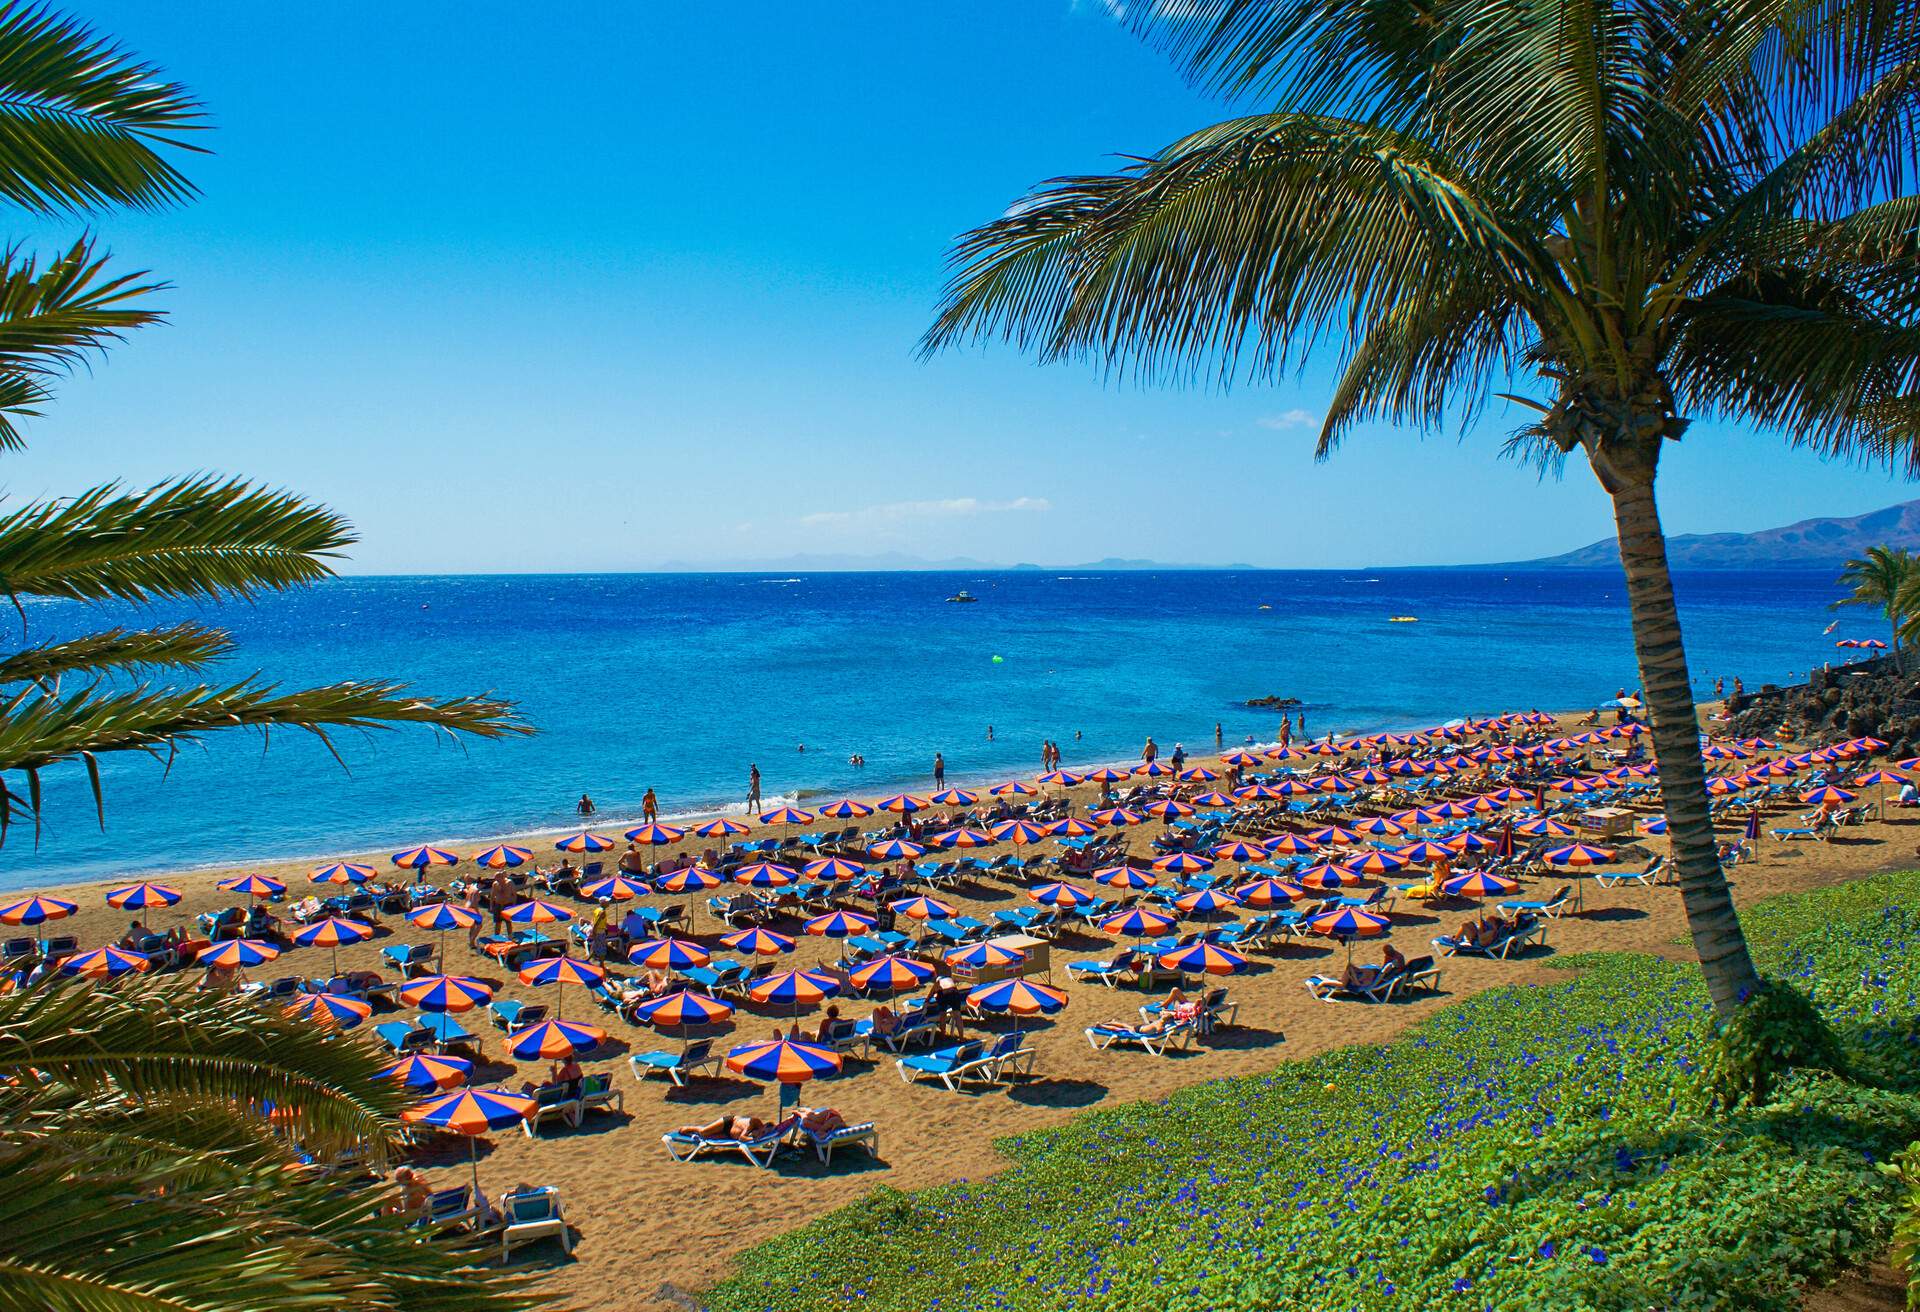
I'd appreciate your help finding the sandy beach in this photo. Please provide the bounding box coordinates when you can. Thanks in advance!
[11,712,1909,1311]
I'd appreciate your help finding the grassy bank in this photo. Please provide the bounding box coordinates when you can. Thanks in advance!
[706,874,1920,1311]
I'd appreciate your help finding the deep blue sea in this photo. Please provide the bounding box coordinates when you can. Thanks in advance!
[0,568,1856,889]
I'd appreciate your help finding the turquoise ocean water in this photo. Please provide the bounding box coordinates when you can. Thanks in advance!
[0,568,1857,889]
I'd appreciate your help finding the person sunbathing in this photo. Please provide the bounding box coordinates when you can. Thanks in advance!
[797,1106,846,1135]
[868,1004,898,1039]
[676,1114,773,1142]
[813,1004,844,1043]
[383,1166,431,1216]
[1137,989,1200,1033]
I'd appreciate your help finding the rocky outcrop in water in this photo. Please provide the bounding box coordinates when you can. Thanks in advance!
[1726,657,1920,758]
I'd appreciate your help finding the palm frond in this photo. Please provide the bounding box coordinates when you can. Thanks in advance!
[0,238,165,451]
[0,621,233,688]
[0,476,352,607]
[926,112,1569,388]
[0,1,203,216]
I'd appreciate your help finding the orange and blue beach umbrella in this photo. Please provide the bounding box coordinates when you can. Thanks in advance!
[803,857,866,880]
[1234,878,1308,906]
[867,838,927,860]
[890,895,955,921]
[105,882,182,910]
[1102,907,1177,937]
[732,861,799,887]
[215,875,284,900]
[579,874,649,901]
[1447,832,1496,855]
[1139,799,1196,820]
[818,799,877,819]
[879,793,930,813]
[377,1053,472,1091]
[749,968,841,1009]
[1393,841,1454,864]
[1263,833,1319,855]
[1443,872,1519,899]
[1156,942,1249,976]
[1091,807,1147,827]
[989,820,1051,846]
[931,788,980,807]
[1176,887,1241,915]
[0,894,77,926]
[967,978,1067,1016]
[283,992,373,1030]
[1081,767,1131,784]
[196,938,279,968]
[407,903,481,932]
[1544,843,1615,867]
[471,844,534,869]
[1047,817,1102,838]
[759,806,816,826]
[655,868,722,893]
[1295,863,1363,890]
[691,818,752,838]
[632,989,734,1027]
[1152,852,1215,875]
[1307,908,1392,939]
[1094,866,1156,890]
[401,974,493,1012]
[1211,840,1267,863]
[1038,770,1084,786]
[803,909,876,937]
[1513,817,1577,838]
[391,845,458,870]
[945,940,1025,970]
[1189,792,1238,809]
[555,831,616,853]
[1178,765,1220,782]
[934,827,995,849]
[990,781,1039,797]
[627,937,711,970]
[623,823,686,846]
[849,954,935,992]
[1307,825,1360,846]
[403,1087,535,1136]
[310,863,376,885]
[726,1036,842,1084]
[1800,785,1857,806]
[1029,882,1096,908]
[503,899,574,925]
[518,956,606,989]
[721,927,796,957]
[292,917,374,949]
[1134,760,1175,778]
[1343,850,1408,876]
[508,1018,606,1060]
[1349,817,1405,838]
[60,945,150,979]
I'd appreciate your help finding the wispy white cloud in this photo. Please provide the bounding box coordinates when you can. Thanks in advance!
[1258,408,1319,431]
[800,497,1052,528]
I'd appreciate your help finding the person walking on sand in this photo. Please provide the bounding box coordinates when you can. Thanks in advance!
[576,793,595,818]
[933,753,946,788]
[1142,737,1158,764]
[642,787,658,822]
[487,872,512,935]
[747,765,762,814]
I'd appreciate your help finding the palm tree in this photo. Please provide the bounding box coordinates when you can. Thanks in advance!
[0,10,540,1306]
[0,979,545,1310]
[922,0,1920,1018]
[1834,545,1916,664]
[0,7,527,840]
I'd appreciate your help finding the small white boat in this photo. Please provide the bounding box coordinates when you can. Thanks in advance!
[1388,615,1418,623]
[946,590,978,604]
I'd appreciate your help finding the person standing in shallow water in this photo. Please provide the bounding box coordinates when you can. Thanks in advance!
[642,787,658,822]
[933,753,945,788]
[747,764,762,814]
[577,793,595,817]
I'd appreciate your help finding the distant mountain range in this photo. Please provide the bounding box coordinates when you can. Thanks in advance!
[1511,499,1920,569]
[653,553,1253,572]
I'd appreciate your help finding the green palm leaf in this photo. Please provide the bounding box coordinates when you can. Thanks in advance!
[0,622,234,688]
[0,1,202,215]
[0,477,354,605]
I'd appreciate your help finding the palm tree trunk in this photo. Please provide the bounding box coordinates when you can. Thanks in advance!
[1605,468,1760,1017]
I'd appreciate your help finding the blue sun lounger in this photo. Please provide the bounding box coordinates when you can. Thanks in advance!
[661,1114,798,1168]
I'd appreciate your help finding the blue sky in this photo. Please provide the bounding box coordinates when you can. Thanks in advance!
[8,1,1913,571]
